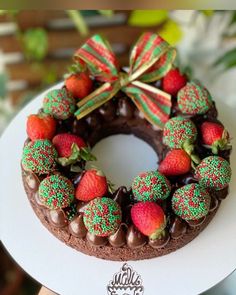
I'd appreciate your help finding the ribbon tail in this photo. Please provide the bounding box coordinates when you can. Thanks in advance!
[75,82,119,120]
[124,81,171,128]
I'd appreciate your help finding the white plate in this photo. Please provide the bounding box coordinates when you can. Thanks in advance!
[0,83,236,295]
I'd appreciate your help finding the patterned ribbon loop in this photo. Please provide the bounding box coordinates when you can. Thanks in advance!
[74,32,176,128]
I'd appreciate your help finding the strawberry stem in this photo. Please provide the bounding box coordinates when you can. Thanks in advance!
[149,217,166,240]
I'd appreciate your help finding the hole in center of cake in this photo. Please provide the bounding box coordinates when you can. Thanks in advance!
[86,134,158,189]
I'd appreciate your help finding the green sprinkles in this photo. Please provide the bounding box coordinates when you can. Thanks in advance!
[163,116,197,149]
[22,139,57,175]
[39,174,75,209]
[172,183,211,221]
[84,197,122,237]
[132,171,171,202]
[195,156,231,190]
[43,88,76,120]
[177,82,213,115]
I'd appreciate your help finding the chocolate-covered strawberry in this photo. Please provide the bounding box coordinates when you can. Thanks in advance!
[131,202,166,240]
[177,82,213,115]
[84,197,122,237]
[132,171,171,202]
[39,174,74,209]
[43,88,76,120]
[201,121,231,154]
[162,68,187,96]
[195,156,231,190]
[159,149,191,176]
[27,113,56,141]
[75,169,108,201]
[163,116,197,149]
[172,183,211,221]
[65,72,93,100]
[22,139,57,174]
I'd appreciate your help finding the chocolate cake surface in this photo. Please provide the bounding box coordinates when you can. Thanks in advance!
[21,33,232,261]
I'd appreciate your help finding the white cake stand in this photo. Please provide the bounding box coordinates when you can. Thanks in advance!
[0,83,236,295]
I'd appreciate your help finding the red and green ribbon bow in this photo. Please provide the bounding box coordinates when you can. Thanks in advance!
[74,32,176,128]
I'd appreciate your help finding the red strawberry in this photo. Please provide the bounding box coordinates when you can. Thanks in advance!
[159,149,191,176]
[201,122,230,154]
[75,169,108,201]
[52,133,86,158]
[163,68,187,96]
[65,72,93,99]
[131,202,166,240]
[26,113,56,141]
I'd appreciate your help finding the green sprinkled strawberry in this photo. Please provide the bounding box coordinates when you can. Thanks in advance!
[75,169,108,202]
[162,68,187,96]
[65,72,93,100]
[201,121,231,154]
[39,174,75,209]
[84,197,122,237]
[195,156,231,190]
[163,116,197,149]
[159,149,191,176]
[131,202,166,240]
[172,183,211,221]
[132,171,171,202]
[177,82,213,115]
[26,113,56,141]
[43,88,76,120]
[22,139,57,175]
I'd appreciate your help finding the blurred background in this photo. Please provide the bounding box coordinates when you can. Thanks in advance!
[1,10,236,295]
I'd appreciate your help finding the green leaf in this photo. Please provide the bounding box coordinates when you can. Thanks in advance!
[80,147,97,161]
[66,10,89,36]
[57,144,97,166]
[214,48,236,70]
[107,179,115,193]
[22,28,48,61]
[58,143,81,166]
[98,10,113,17]
[0,73,8,98]
[128,10,168,27]
[201,10,214,17]
[158,19,183,45]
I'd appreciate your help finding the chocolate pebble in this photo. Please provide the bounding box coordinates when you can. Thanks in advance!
[98,101,116,121]
[117,98,134,118]
[77,201,89,214]
[25,172,40,192]
[209,197,219,212]
[47,209,68,228]
[108,224,127,247]
[149,231,170,249]
[187,216,206,228]
[126,225,147,249]
[34,191,46,207]
[86,232,107,246]
[69,215,87,238]
[169,217,187,239]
